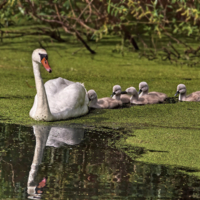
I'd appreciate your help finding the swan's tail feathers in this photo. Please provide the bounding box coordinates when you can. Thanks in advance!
[75,82,89,106]
[85,93,89,106]
[81,83,90,106]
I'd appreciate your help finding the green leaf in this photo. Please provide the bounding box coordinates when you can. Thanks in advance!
[111,8,115,16]
[107,0,111,14]
[173,27,178,34]
[114,9,118,16]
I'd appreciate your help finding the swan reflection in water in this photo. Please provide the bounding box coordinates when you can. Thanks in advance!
[27,125,85,199]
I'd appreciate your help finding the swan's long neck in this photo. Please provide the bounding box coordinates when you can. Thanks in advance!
[139,89,148,97]
[33,61,54,121]
[179,92,186,101]
[113,94,121,100]
[130,93,139,103]
[90,97,98,106]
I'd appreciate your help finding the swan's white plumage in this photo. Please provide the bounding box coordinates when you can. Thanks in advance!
[29,49,89,121]
[30,79,89,118]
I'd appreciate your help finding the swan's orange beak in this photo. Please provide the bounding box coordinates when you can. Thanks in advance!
[41,57,52,73]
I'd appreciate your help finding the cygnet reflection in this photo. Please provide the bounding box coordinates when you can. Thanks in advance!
[27,125,85,199]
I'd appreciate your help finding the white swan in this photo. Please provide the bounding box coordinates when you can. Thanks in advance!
[88,89,122,109]
[111,85,130,104]
[138,81,167,102]
[29,48,89,121]
[175,84,200,101]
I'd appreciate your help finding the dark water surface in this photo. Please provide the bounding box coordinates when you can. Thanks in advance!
[0,123,199,199]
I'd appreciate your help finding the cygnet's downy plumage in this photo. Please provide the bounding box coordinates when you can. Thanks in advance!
[123,87,164,105]
[138,82,167,102]
[124,87,148,105]
[175,84,200,101]
[88,89,122,109]
[111,85,130,104]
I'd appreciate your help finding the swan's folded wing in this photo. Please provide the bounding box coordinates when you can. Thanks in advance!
[149,91,167,101]
[187,91,200,101]
[45,77,75,96]
[47,82,88,113]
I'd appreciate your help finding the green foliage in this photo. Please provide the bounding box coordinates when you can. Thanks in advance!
[0,0,16,27]
[1,0,200,57]
[107,0,200,38]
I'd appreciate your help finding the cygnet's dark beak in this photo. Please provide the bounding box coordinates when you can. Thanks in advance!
[111,92,116,97]
[138,89,142,94]
[174,91,179,96]
[121,91,127,94]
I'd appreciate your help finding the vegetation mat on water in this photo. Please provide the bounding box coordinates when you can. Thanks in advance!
[116,127,200,177]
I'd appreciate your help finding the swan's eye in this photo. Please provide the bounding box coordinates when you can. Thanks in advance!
[39,53,48,61]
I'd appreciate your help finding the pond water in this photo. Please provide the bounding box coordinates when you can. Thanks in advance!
[0,123,199,199]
